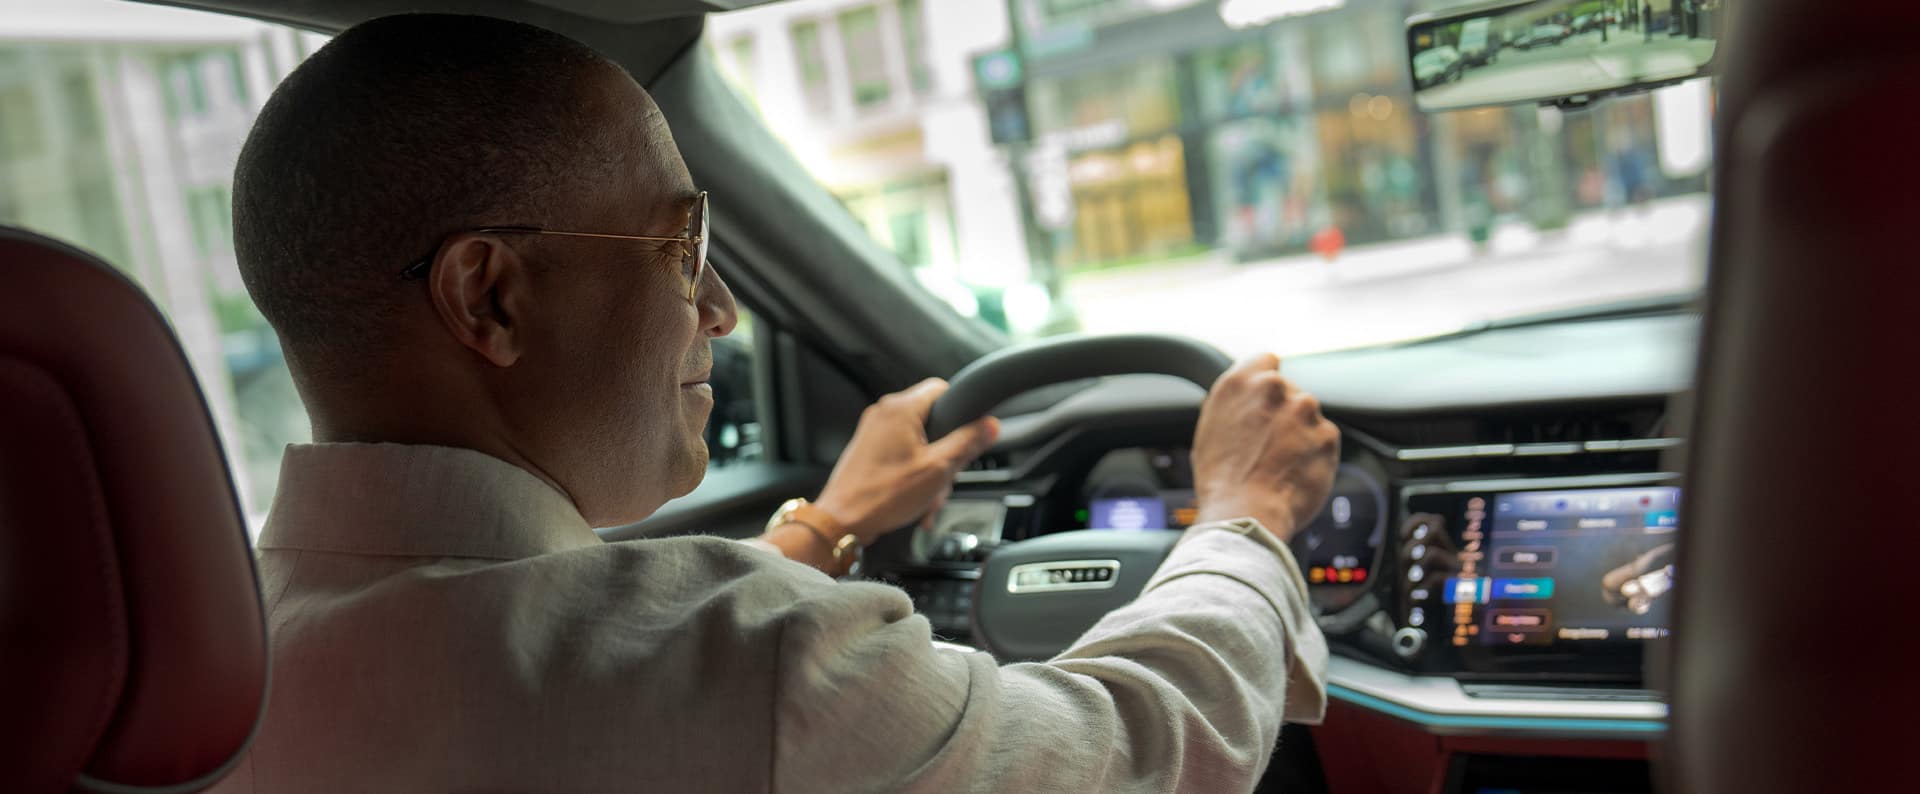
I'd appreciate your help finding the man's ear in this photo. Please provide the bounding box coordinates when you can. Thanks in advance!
[427,234,530,368]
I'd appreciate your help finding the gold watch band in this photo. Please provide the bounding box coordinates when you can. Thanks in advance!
[768,498,859,574]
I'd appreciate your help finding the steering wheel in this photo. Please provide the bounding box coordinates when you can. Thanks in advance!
[925,333,1232,440]
[889,334,1234,661]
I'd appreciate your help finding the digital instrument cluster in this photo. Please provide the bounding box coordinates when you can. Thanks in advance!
[1081,447,1386,611]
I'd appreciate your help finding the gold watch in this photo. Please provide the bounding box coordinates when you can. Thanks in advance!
[766,498,860,573]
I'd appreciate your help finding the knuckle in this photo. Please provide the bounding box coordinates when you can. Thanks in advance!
[1254,374,1288,402]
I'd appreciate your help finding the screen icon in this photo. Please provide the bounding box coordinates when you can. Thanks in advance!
[1491,577,1556,599]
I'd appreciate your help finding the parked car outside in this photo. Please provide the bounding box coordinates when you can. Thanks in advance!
[1413,45,1465,88]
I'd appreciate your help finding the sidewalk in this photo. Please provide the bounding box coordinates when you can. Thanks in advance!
[1069,194,1707,294]
[1061,193,1710,356]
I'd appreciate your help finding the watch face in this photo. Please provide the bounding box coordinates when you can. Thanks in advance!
[767,498,807,533]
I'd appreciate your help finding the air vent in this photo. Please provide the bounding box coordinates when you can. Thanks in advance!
[956,451,1018,483]
[964,452,1013,473]
[1483,408,1668,446]
[1345,402,1667,448]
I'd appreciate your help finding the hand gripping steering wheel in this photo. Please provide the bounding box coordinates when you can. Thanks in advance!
[906,334,1235,661]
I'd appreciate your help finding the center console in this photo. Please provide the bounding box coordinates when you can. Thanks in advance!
[1390,475,1679,683]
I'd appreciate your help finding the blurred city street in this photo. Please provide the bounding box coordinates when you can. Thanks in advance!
[1066,193,1709,356]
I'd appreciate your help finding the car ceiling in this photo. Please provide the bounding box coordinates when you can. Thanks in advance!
[147,0,779,27]
[140,0,777,80]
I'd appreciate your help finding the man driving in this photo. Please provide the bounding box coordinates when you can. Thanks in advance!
[218,14,1338,793]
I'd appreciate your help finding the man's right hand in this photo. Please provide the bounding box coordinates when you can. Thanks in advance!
[1190,353,1340,543]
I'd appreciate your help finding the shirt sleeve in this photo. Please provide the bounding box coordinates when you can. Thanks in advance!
[769,520,1327,794]
[739,536,782,556]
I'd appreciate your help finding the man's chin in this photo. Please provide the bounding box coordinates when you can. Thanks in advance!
[670,439,709,499]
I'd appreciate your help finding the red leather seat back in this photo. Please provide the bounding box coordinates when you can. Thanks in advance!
[1671,1,1920,791]
[0,227,267,792]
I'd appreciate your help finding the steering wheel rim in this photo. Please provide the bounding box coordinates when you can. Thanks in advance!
[925,334,1233,440]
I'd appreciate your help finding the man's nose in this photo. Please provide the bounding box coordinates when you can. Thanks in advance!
[698,262,738,338]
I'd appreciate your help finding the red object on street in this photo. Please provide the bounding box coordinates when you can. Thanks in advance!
[1311,225,1346,261]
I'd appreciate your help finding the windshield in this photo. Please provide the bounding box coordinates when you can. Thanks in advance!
[705,0,1713,355]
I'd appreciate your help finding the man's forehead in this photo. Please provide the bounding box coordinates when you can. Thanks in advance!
[596,68,692,191]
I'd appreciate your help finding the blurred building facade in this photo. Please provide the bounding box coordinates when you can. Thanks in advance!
[982,0,1714,270]
[0,0,322,520]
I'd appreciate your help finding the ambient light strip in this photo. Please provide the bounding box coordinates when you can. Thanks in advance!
[1326,684,1670,735]
[1325,657,1669,737]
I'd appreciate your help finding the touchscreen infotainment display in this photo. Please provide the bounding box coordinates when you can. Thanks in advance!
[1443,486,1678,646]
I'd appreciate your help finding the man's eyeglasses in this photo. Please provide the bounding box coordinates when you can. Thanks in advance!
[399,191,709,304]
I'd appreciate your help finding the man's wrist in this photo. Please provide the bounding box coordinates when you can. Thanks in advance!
[764,498,860,575]
[808,493,868,542]
[1193,503,1297,543]
[761,522,849,575]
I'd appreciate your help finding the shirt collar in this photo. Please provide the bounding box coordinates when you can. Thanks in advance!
[258,443,603,560]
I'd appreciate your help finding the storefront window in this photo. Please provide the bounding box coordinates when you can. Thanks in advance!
[1208,115,1322,257]
[1448,107,1522,215]
[1316,92,1426,243]
[1194,41,1286,121]
[1065,133,1191,268]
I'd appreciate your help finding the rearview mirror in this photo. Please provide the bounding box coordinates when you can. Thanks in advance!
[1407,0,1722,111]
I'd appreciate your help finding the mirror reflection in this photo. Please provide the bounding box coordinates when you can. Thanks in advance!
[1409,0,1722,110]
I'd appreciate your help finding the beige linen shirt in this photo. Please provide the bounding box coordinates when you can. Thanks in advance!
[214,443,1326,793]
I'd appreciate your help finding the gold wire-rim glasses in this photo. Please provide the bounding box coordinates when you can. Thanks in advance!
[399,191,708,304]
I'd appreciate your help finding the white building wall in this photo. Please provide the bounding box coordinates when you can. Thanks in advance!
[706,0,1031,285]
[917,0,1029,287]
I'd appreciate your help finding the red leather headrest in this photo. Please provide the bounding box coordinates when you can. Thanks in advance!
[1671,1,1920,792]
[0,227,266,792]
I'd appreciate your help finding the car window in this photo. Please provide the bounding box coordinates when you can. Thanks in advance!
[0,0,765,533]
[705,0,1717,355]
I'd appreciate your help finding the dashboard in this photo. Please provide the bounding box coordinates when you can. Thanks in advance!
[875,310,1695,766]
[910,435,1680,682]
[1078,447,1679,661]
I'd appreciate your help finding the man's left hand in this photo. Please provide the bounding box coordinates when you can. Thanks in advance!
[814,378,1000,545]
